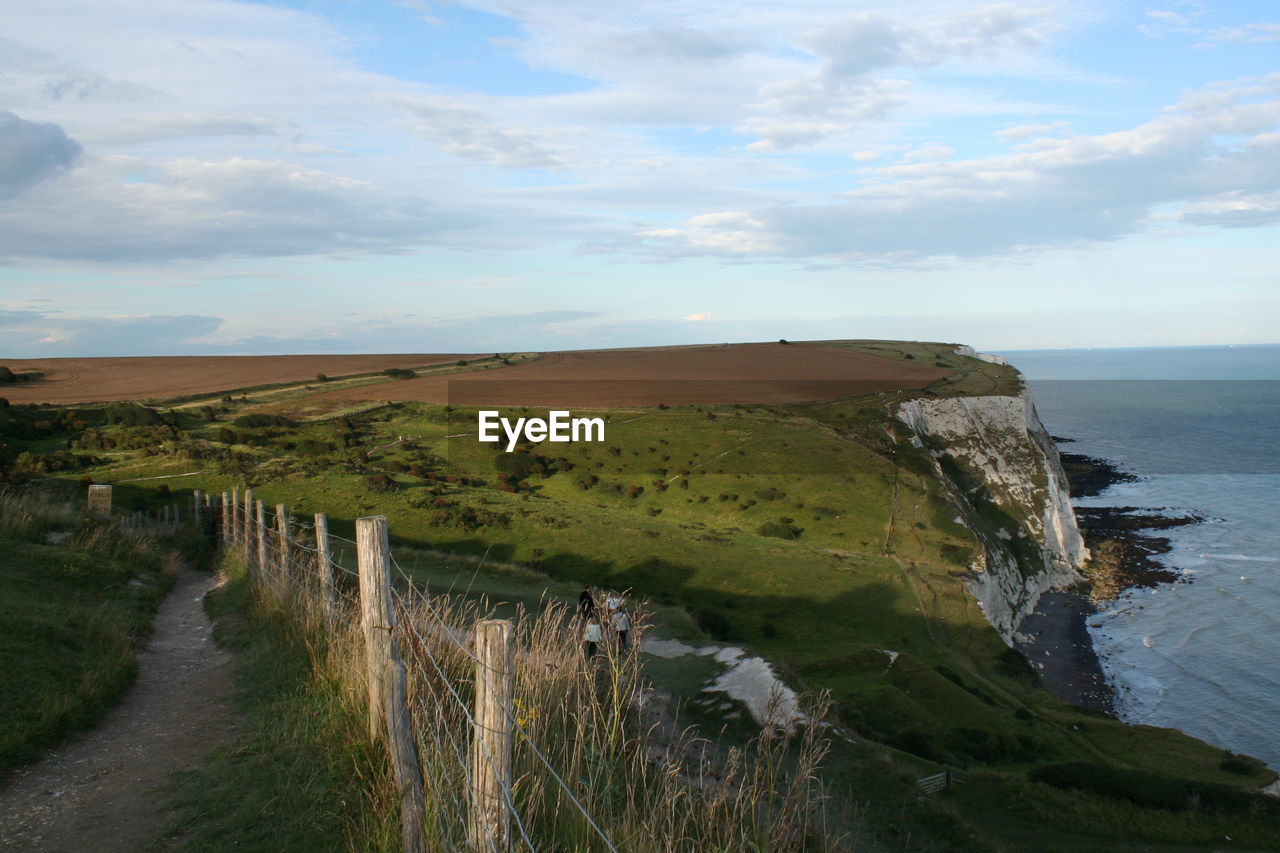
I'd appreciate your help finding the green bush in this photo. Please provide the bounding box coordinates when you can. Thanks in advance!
[382,368,415,379]
[758,521,802,540]
[1028,763,1280,817]
[105,405,162,426]
[233,414,297,429]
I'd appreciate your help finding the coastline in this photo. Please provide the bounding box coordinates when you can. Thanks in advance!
[1013,448,1204,714]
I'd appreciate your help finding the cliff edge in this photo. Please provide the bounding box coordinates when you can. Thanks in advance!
[895,365,1087,641]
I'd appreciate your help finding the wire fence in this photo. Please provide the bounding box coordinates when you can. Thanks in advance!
[204,488,843,853]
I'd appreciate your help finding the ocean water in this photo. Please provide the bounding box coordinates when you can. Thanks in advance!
[994,345,1280,770]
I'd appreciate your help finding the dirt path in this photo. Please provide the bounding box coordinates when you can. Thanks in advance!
[0,566,239,852]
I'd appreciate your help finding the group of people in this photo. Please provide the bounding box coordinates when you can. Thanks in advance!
[578,585,631,659]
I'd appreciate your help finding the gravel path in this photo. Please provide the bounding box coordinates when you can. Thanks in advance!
[0,565,239,852]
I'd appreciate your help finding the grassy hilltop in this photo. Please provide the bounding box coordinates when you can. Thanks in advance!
[2,340,1276,851]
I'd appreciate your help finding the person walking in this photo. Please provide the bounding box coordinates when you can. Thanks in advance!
[584,620,602,659]
[578,585,595,618]
[610,608,631,651]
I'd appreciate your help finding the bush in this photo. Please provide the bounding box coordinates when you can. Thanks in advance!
[1028,763,1280,817]
[315,373,328,382]
[0,398,8,408]
[0,366,13,383]
[758,521,802,540]
[363,473,398,493]
[105,405,162,426]
[694,608,731,640]
[233,413,297,429]
[382,368,415,379]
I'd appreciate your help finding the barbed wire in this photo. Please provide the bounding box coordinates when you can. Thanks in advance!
[217,504,620,852]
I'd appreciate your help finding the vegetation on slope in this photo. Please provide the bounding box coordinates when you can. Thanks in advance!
[5,340,1276,850]
[0,487,175,773]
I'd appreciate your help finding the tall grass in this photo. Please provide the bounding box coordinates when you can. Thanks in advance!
[248,533,846,851]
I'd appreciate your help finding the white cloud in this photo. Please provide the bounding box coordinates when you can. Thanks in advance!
[741,4,1052,150]
[637,73,1280,262]
[682,312,714,321]
[996,120,1072,142]
[1201,22,1280,44]
[84,113,283,145]
[387,95,565,169]
[0,152,480,262]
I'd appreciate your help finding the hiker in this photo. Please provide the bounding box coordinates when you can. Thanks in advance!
[578,585,595,618]
[611,608,631,651]
[584,620,602,659]
[605,590,625,613]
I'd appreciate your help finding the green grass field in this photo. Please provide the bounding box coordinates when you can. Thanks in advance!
[3,340,1276,850]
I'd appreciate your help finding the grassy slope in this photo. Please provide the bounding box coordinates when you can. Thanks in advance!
[11,340,1277,850]
[0,489,175,774]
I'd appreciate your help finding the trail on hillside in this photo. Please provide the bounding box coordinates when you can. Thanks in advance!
[0,564,239,852]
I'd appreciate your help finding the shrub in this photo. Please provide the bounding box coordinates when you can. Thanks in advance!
[233,413,296,429]
[382,368,415,379]
[105,405,162,426]
[1219,753,1257,775]
[694,608,731,640]
[316,373,328,381]
[0,398,9,408]
[364,473,398,493]
[0,366,13,383]
[1028,763,1280,817]
[758,521,802,540]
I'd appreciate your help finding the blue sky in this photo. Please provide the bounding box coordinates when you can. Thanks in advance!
[0,0,1277,356]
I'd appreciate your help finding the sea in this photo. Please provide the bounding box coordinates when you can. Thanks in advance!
[991,344,1280,771]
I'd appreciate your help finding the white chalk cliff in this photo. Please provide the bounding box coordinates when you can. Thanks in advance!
[895,368,1087,642]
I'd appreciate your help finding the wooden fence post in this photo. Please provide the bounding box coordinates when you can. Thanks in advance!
[220,492,229,545]
[87,484,112,517]
[356,516,392,741]
[231,486,240,549]
[470,619,515,853]
[243,489,254,558]
[255,501,267,586]
[315,513,336,626]
[356,516,426,853]
[275,504,290,586]
[192,490,202,526]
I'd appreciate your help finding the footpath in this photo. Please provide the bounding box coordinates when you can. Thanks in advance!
[0,565,238,852]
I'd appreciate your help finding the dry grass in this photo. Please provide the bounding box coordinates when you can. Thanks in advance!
[240,528,848,851]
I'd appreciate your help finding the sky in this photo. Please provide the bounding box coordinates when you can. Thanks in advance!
[0,0,1277,357]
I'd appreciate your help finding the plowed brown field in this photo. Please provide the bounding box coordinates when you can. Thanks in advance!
[319,342,949,406]
[0,354,465,404]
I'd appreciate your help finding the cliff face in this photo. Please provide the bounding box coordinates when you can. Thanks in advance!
[895,387,1087,642]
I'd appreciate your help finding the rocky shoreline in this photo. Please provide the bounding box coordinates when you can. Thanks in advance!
[1014,446,1205,714]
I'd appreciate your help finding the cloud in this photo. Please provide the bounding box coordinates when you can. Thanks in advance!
[0,310,222,356]
[636,73,1280,262]
[682,312,714,321]
[0,155,482,262]
[0,307,613,356]
[996,120,1072,142]
[85,113,283,145]
[594,26,753,64]
[0,111,81,197]
[1201,22,1280,45]
[1180,191,1280,228]
[388,95,564,169]
[742,4,1050,150]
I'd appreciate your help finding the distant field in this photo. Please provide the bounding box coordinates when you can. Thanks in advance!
[0,354,467,404]
[318,342,950,406]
